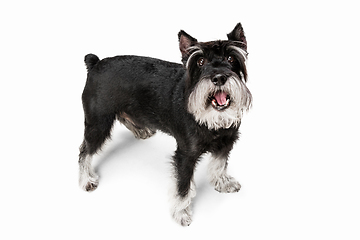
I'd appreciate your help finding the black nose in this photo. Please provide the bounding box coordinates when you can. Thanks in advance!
[211,74,227,86]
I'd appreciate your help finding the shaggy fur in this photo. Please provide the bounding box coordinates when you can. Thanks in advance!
[78,23,252,226]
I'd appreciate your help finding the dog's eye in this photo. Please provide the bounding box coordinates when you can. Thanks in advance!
[197,57,205,67]
[227,55,235,64]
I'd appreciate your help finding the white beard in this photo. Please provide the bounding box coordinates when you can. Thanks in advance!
[187,75,252,130]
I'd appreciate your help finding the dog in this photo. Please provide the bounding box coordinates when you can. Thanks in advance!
[78,23,252,226]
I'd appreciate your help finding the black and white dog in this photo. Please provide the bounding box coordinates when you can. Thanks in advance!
[79,23,252,226]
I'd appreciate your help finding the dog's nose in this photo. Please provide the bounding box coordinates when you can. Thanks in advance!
[211,74,227,86]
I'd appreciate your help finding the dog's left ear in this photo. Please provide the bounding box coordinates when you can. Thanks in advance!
[227,23,247,51]
[178,30,198,60]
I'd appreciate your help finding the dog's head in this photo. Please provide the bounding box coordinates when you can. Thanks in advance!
[178,23,252,130]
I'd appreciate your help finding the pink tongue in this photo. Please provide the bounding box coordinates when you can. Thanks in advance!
[214,92,228,105]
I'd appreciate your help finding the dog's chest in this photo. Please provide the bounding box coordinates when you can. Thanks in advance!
[201,129,238,153]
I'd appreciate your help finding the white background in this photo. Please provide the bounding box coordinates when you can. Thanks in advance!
[1,0,359,239]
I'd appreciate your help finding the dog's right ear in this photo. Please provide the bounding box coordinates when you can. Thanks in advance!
[178,30,198,61]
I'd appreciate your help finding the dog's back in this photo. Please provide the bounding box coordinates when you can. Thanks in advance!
[82,55,186,135]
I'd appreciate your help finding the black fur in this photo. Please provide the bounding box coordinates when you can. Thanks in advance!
[84,54,100,71]
[79,23,251,225]
[227,23,247,51]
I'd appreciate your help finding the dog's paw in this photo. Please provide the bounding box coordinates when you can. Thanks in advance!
[213,175,241,193]
[79,174,99,192]
[84,180,99,192]
[172,207,192,226]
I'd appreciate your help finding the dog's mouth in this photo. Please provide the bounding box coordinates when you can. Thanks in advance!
[210,91,230,111]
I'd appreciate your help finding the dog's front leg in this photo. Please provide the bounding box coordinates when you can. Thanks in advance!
[169,149,199,226]
[208,153,241,193]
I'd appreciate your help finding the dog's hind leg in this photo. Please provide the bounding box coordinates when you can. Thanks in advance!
[79,141,99,192]
[78,114,115,191]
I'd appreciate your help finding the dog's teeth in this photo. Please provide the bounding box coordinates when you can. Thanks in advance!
[212,98,217,107]
[225,98,230,106]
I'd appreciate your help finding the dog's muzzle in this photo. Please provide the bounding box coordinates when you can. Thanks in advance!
[187,75,252,130]
[209,74,231,111]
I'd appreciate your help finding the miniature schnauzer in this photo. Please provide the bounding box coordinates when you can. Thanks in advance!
[79,23,252,226]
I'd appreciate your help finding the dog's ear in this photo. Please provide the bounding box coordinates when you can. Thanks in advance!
[178,30,198,59]
[227,23,247,51]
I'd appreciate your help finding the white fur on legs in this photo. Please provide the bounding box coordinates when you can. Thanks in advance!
[208,155,241,193]
[79,155,99,192]
[169,177,196,226]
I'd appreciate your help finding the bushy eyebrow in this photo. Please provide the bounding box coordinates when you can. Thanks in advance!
[185,46,204,69]
[227,45,248,61]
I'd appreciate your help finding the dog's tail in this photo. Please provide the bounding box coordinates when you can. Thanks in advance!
[84,54,100,71]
